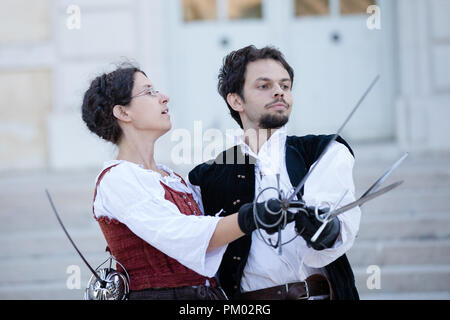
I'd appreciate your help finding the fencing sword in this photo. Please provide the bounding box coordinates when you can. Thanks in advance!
[329,181,403,219]
[310,153,408,242]
[283,75,380,207]
[326,152,409,220]
[45,189,106,287]
[46,189,130,300]
[360,152,409,199]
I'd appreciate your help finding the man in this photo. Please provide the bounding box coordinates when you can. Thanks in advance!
[188,45,361,300]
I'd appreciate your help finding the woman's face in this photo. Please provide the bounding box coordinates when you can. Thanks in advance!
[126,72,171,134]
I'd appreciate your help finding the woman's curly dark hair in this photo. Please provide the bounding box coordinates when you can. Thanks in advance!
[218,45,294,128]
[81,63,146,144]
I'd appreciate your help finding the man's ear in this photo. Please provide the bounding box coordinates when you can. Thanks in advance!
[226,93,244,113]
[112,105,131,122]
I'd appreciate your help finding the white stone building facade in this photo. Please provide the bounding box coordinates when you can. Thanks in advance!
[0,0,449,172]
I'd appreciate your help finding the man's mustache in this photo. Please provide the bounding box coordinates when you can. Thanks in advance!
[264,98,290,109]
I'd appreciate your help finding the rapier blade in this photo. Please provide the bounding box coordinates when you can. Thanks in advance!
[287,75,380,203]
[45,189,105,286]
[327,180,403,219]
[360,152,409,199]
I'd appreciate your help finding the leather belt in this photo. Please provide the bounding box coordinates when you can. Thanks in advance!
[240,274,332,300]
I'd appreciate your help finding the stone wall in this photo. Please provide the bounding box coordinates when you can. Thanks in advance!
[1,0,449,172]
[0,0,52,170]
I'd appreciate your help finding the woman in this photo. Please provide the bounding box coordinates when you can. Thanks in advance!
[81,63,282,300]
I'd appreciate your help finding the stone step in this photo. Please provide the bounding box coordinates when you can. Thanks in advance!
[354,264,450,293]
[1,264,449,300]
[0,227,107,259]
[354,174,450,191]
[0,168,97,191]
[2,235,449,288]
[0,252,108,285]
[357,212,450,240]
[347,239,450,266]
[1,187,449,234]
[1,162,449,234]
[353,159,450,186]
[352,143,450,168]
[0,225,450,265]
[0,190,95,233]
[1,211,449,262]
[359,291,450,300]
[350,187,450,215]
[1,160,449,300]
[0,281,85,300]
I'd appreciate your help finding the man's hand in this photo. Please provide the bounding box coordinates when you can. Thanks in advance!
[238,199,294,235]
[295,206,341,250]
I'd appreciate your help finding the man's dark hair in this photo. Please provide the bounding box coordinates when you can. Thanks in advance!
[217,45,294,128]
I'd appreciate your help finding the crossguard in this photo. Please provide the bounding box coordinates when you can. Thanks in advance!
[253,173,313,253]
[253,175,346,252]
[253,186,297,254]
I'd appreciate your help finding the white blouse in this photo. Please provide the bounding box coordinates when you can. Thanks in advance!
[93,160,227,278]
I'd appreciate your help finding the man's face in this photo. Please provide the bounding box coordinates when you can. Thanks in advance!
[238,58,293,130]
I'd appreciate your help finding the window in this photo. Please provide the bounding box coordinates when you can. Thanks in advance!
[183,0,263,22]
[228,0,262,20]
[295,0,330,17]
[183,0,217,22]
[340,0,376,15]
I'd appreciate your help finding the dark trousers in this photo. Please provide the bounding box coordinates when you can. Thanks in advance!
[128,285,227,300]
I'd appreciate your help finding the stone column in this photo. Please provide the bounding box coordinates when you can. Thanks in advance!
[396,0,450,154]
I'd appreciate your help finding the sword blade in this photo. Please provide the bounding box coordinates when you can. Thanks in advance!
[287,75,380,203]
[327,180,403,219]
[45,189,105,285]
[360,152,408,199]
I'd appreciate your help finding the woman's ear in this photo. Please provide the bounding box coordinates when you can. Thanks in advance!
[227,93,244,113]
[112,105,131,122]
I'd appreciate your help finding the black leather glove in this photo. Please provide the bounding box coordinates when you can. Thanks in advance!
[238,199,293,235]
[295,206,341,250]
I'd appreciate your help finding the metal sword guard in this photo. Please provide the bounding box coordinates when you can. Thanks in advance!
[252,175,305,254]
[85,255,130,300]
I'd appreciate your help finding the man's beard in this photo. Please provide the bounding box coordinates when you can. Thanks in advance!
[258,112,289,129]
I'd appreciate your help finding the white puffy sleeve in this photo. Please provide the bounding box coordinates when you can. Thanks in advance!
[93,162,227,277]
[301,141,361,268]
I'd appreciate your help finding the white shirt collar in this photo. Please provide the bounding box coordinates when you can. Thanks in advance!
[233,126,286,156]
[103,159,182,185]
[233,126,287,175]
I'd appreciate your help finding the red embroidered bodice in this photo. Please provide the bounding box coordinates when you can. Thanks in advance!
[93,164,217,291]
